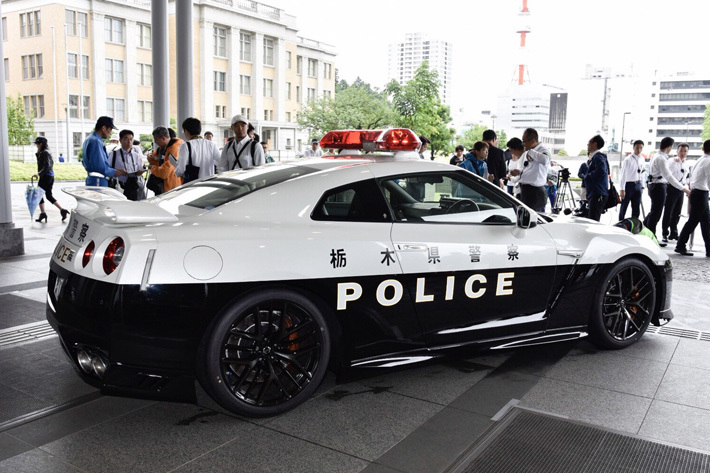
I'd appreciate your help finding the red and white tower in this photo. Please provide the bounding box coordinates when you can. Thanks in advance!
[515,0,531,85]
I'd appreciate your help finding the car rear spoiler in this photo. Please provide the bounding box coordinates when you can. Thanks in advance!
[63,186,178,224]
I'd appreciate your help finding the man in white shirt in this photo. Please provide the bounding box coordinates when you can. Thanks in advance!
[675,140,710,257]
[217,115,265,172]
[509,128,550,212]
[661,143,689,242]
[110,129,146,200]
[174,117,221,182]
[304,138,324,158]
[618,140,645,220]
[643,137,690,244]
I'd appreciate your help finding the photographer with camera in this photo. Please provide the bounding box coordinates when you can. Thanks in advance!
[111,129,146,201]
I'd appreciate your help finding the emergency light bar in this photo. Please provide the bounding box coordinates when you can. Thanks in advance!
[320,129,421,152]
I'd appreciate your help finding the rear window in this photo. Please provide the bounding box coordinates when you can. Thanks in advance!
[151,164,336,213]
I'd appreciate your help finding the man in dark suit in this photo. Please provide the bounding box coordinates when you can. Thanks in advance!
[482,130,506,189]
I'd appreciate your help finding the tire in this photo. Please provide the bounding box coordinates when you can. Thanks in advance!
[198,288,331,417]
[589,258,656,349]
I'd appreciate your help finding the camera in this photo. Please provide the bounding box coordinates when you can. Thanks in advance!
[559,167,571,181]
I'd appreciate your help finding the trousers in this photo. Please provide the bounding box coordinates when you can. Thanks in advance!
[618,182,643,220]
[676,189,710,255]
[662,185,683,238]
[643,183,667,236]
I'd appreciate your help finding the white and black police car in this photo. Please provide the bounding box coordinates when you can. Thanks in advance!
[47,128,673,417]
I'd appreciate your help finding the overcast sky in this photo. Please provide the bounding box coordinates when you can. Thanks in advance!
[270,0,710,117]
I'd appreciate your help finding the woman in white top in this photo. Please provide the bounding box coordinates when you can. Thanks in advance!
[505,137,526,198]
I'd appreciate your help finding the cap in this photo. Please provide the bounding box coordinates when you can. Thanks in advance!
[110,132,119,141]
[34,136,47,144]
[231,114,249,126]
[311,138,319,143]
[96,116,117,130]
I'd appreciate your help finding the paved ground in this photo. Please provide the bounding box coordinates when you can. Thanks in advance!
[1,181,710,472]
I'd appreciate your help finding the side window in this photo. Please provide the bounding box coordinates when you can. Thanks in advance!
[312,180,391,222]
[379,172,516,224]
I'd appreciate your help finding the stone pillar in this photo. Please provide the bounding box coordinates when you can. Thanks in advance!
[125,20,138,124]
[0,1,24,256]
[200,19,213,130]
[254,32,264,132]
[275,38,286,123]
[176,0,194,138]
[152,0,170,128]
[229,26,240,119]
[91,12,106,117]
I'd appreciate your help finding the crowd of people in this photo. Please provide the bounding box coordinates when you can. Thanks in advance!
[31,118,710,257]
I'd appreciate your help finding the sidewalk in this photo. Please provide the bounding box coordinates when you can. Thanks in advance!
[0,181,709,472]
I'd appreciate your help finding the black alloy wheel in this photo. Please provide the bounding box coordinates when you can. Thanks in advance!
[198,289,331,417]
[590,258,656,349]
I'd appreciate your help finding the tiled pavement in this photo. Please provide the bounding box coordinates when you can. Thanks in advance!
[1,181,710,472]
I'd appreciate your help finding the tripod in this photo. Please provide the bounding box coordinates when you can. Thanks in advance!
[552,177,577,214]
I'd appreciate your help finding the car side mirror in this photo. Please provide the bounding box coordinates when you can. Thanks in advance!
[516,206,537,229]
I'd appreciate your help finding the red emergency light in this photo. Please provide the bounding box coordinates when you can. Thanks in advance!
[319,129,420,152]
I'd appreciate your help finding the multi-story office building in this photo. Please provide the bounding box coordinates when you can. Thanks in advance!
[387,32,452,105]
[647,74,709,159]
[2,0,336,160]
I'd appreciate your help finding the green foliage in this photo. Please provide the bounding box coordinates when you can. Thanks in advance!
[458,124,488,150]
[298,77,396,138]
[498,129,508,147]
[702,104,710,142]
[578,149,588,157]
[10,161,86,181]
[385,63,455,157]
[7,94,35,145]
[557,149,568,157]
[139,134,153,152]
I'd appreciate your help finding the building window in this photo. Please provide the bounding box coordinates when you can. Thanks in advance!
[263,79,273,98]
[137,23,151,48]
[65,10,76,35]
[214,71,226,92]
[307,88,316,102]
[286,112,291,122]
[263,37,274,66]
[73,132,82,155]
[240,32,252,62]
[104,17,124,44]
[264,110,268,121]
[286,82,291,100]
[105,59,124,83]
[137,63,152,86]
[286,51,291,69]
[106,98,125,122]
[308,59,317,77]
[20,11,41,37]
[241,107,251,119]
[137,100,152,122]
[2,17,6,41]
[82,96,90,119]
[23,95,45,118]
[323,63,332,79]
[21,54,43,79]
[4,58,8,81]
[78,12,88,37]
[263,110,274,121]
[297,56,302,75]
[240,75,251,95]
[323,90,331,99]
[214,26,226,57]
[68,95,79,118]
[80,55,89,79]
[215,105,227,119]
[296,85,301,102]
[67,53,77,78]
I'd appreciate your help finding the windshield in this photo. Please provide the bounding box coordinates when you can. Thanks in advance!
[150,163,343,214]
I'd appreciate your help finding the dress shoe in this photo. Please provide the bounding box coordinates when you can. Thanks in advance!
[669,234,679,241]
[35,212,47,223]
[661,236,668,243]
[674,248,694,256]
[658,242,667,247]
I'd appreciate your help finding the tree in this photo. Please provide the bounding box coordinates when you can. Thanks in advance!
[7,94,34,145]
[458,124,488,150]
[298,77,396,139]
[557,149,569,157]
[702,104,710,141]
[385,63,455,157]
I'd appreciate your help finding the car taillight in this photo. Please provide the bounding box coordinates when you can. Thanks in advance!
[82,241,95,268]
[103,237,125,275]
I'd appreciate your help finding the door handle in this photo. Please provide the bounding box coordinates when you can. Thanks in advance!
[397,244,428,251]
